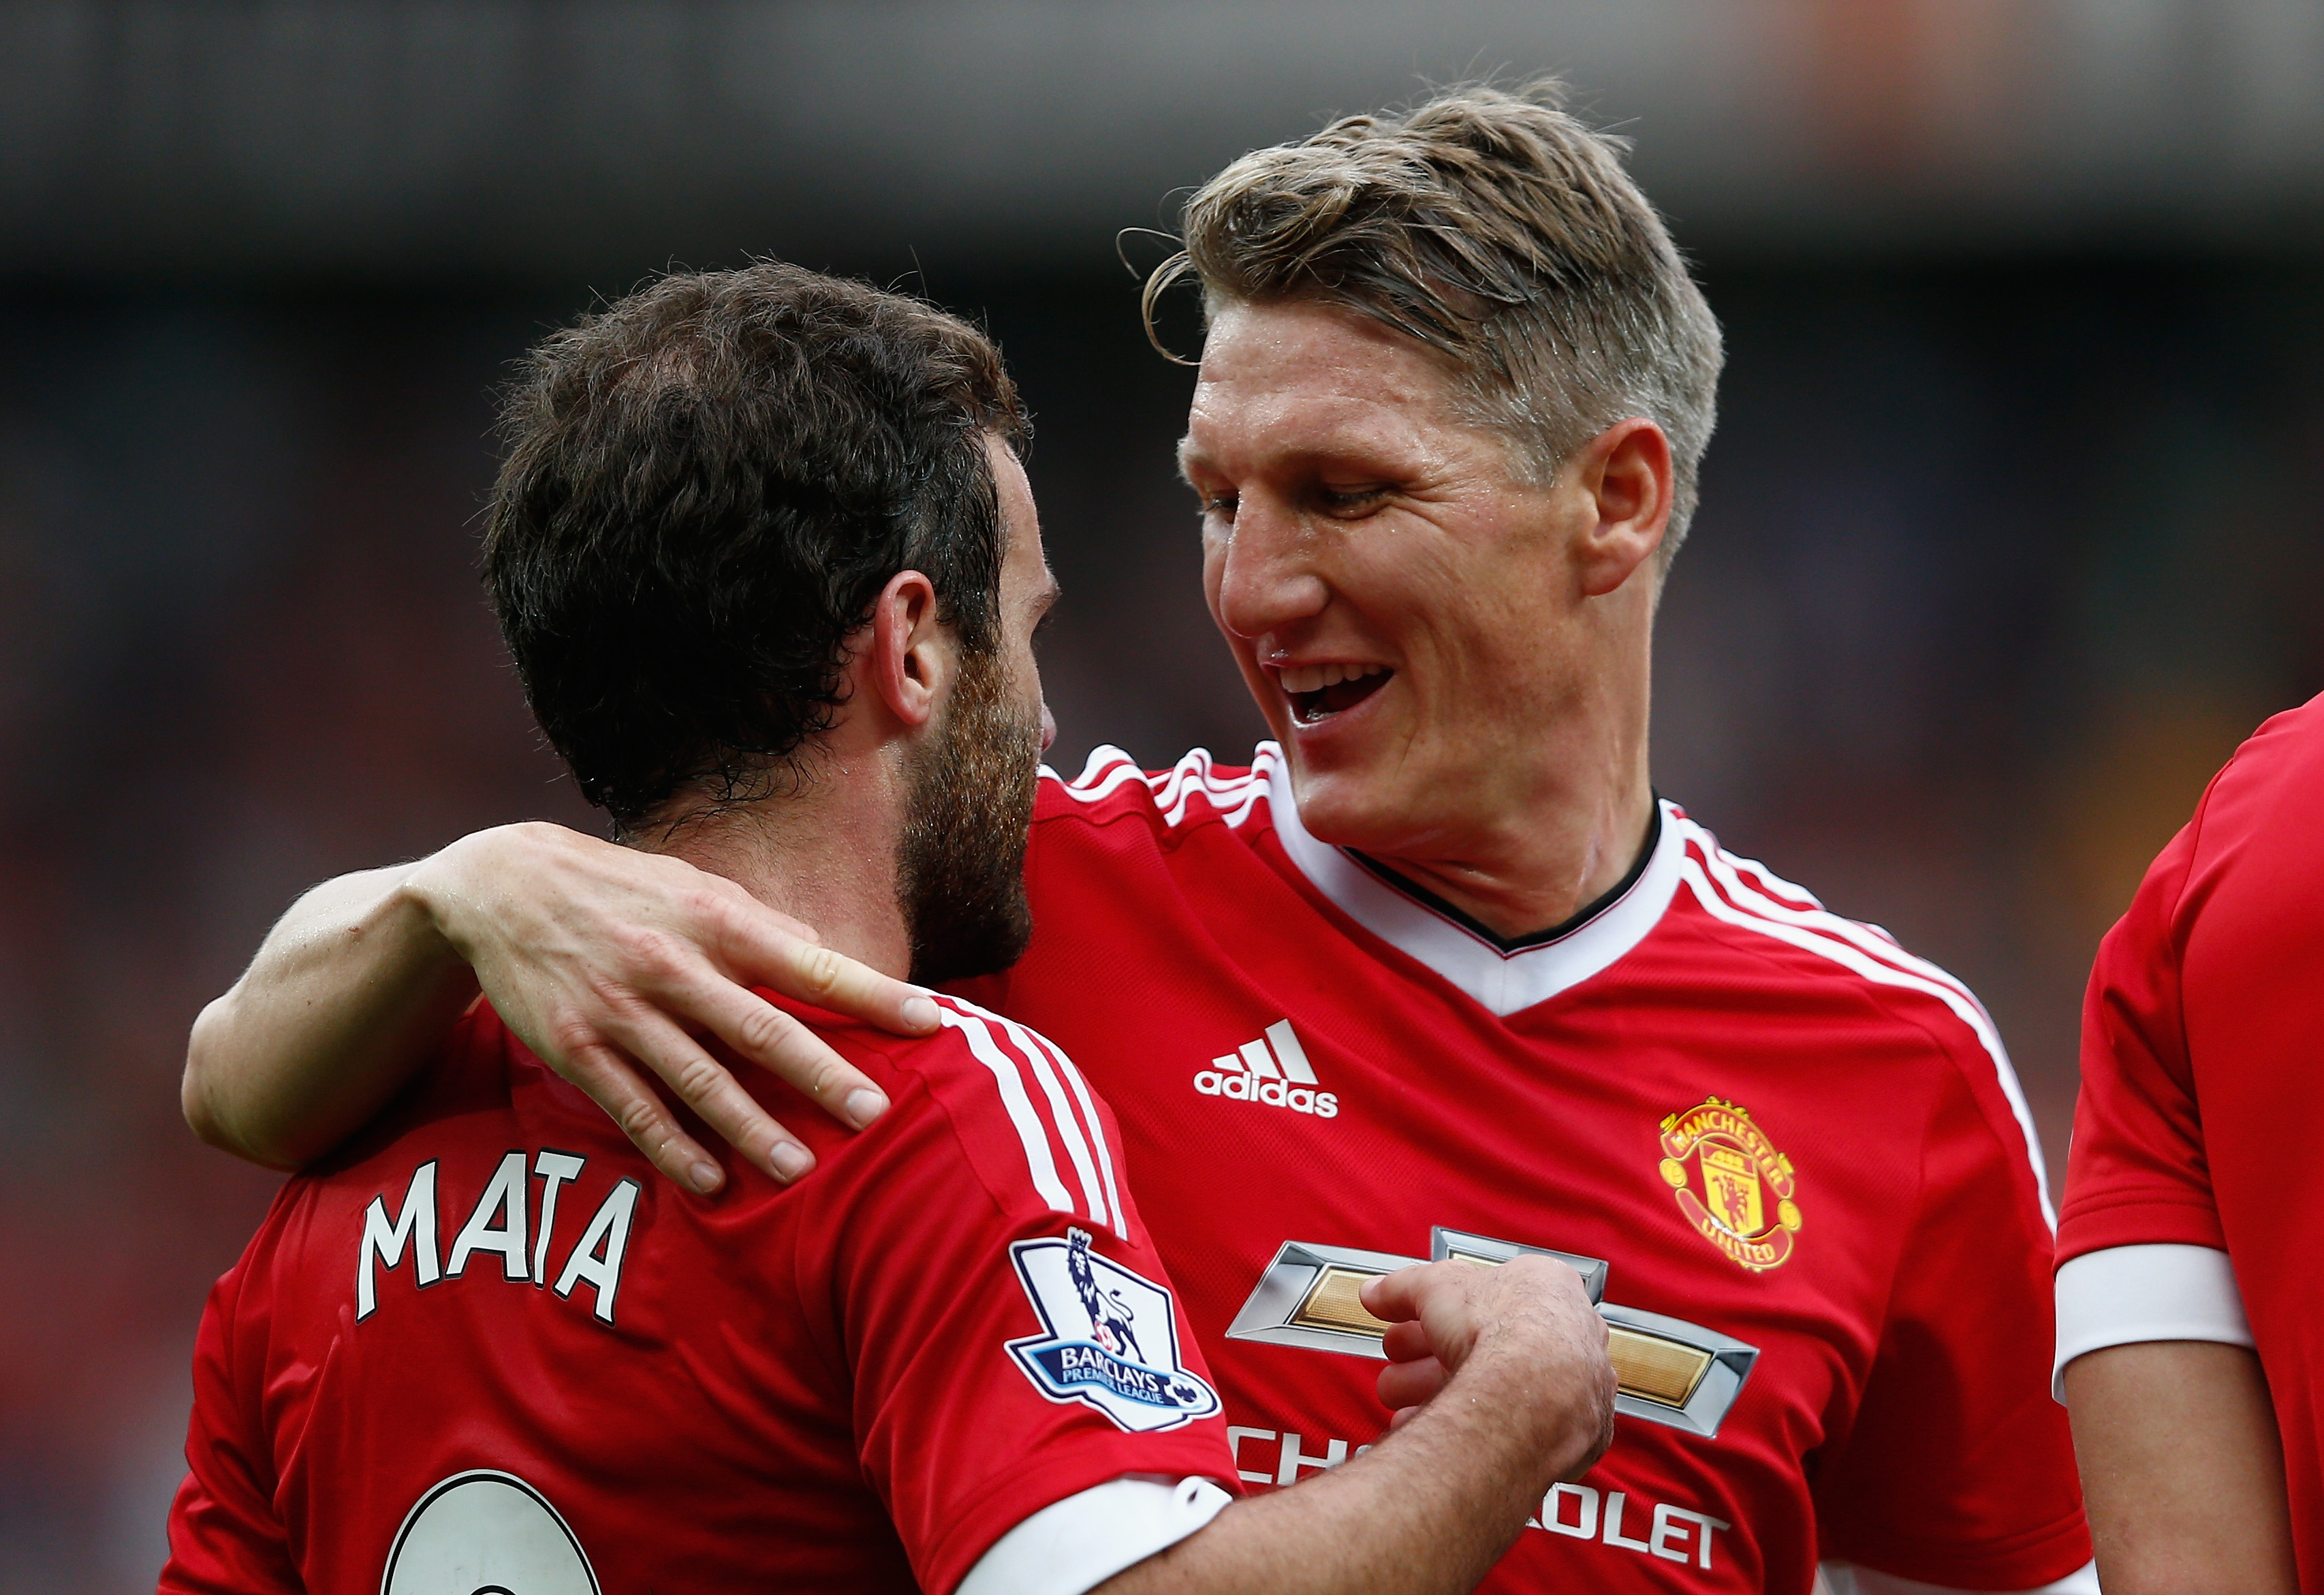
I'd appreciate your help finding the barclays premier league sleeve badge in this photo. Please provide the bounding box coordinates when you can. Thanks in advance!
[1005,1228,1221,1433]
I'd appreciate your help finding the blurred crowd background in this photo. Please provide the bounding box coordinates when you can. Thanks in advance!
[3,2,2321,1586]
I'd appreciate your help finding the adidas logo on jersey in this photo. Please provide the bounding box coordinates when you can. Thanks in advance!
[1193,1020,1338,1118]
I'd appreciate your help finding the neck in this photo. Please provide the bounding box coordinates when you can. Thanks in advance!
[1368,767,1656,941]
[639,765,913,979]
[1368,638,1656,942]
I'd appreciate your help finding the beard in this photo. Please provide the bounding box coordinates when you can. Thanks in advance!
[893,644,1042,988]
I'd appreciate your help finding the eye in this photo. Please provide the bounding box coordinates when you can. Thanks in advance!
[1202,493,1239,522]
[1317,485,1389,516]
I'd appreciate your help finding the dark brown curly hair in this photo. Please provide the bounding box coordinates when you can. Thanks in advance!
[486,262,1028,827]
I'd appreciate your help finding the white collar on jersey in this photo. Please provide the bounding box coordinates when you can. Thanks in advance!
[1265,752,1685,1017]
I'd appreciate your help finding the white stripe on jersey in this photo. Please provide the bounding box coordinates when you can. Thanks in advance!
[988,1007,1122,1239]
[1685,832,2039,1184]
[1050,747,1148,804]
[933,1002,1075,1216]
[934,996,1127,1237]
[1672,834,2056,1227]
[1713,847,1826,913]
[1151,746,1269,830]
[1045,744,1273,830]
[1022,1027,1130,1243]
[1696,840,1985,1016]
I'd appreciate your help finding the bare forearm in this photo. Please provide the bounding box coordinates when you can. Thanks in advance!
[183,862,475,1168]
[182,819,930,1190]
[1105,1345,1584,1595]
[2064,1340,2296,1595]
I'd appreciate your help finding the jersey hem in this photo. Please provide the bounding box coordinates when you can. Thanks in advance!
[1830,1512,2094,1594]
[2052,1242,2252,1397]
[956,1475,1232,1595]
[923,1451,1239,1595]
[2052,1190,2227,1265]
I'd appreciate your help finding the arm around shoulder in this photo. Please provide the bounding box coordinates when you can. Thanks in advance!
[180,821,936,1186]
[184,857,474,1168]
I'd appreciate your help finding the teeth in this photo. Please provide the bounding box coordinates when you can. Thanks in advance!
[1277,662,1385,696]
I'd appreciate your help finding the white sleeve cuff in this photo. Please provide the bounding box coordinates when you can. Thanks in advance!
[2054,1242,2252,1400]
[955,1475,1234,1595]
[1821,1558,2100,1594]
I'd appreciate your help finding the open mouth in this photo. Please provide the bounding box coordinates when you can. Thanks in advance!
[1277,663,1393,727]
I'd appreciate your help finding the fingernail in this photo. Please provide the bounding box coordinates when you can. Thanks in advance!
[902,994,940,1031]
[768,1142,812,1182]
[688,1161,722,1195]
[845,1088,888,1128]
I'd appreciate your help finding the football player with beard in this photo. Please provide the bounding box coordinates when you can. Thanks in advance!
[181,85,2096,1594]
[161,263,1614,1595]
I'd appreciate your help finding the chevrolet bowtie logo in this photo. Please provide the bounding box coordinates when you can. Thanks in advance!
[1225,1229,1757,1439]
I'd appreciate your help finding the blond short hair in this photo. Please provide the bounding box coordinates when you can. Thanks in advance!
[1148,81,1724,553]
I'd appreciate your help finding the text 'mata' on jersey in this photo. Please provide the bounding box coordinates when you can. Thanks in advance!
[161,992,1238,1594]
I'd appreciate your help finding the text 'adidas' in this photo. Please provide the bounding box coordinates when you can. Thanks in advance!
[1192,1019,1338,1118]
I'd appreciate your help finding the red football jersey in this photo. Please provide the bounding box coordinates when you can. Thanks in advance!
[161,994,1236,1595]
[957,744,2089,1595]
[2058,693,2324,1583]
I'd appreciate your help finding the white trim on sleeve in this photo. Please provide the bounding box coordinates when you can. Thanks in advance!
[2054,1242,2253,1399]
[1820,1559,2100,1594]
[955,1476,1233,1595]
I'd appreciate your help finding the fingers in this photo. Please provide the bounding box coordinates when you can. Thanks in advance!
[1357,1263,1432,1326]
[428,829,927,1189]
[554,1037,729,1195]
[588,1008,832,1189]
[1377,1355,1451,1412]
[677,976,893,1132]
[1379,1318,1432,1363]
[1363,1260,1488,1372]
[717,900,939,1039]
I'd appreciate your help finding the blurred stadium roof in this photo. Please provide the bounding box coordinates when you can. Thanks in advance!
[5,0,2321,281]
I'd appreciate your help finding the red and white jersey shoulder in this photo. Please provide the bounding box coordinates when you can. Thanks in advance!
[162,991,1237,1595]
[2057,693,2324,1577]
[956,742,2091,1595]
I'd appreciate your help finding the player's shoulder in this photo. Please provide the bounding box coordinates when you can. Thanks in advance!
[853,993,1133,1246]
[1034,742,1281,839]
[2082,693,2324,992]
[1662,805,2053,1205]
[292,1000,531,1184]
[1665,806,1994,1047]
[2223,689,2324,791]
[2179,690,2324,870]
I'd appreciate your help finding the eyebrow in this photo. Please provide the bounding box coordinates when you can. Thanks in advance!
[1174,436,1202,487]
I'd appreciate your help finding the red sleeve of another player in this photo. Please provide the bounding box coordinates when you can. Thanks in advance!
[157,1257,301,1595]
[807,1007,1238,1595]
[2056,819,2222,1261]
[1814,1063,2090,1585]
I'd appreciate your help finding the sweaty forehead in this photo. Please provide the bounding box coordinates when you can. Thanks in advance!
[1181,300,1468,475]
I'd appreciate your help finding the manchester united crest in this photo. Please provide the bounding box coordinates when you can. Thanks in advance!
[1658,1097,1803,1272]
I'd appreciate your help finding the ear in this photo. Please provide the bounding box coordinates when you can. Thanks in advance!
[858,569,952,731]
[1573,418,1673,599]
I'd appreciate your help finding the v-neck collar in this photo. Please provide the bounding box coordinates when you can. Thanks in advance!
[1264,752,1684,1017]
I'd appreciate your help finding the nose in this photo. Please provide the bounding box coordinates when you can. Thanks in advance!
[1208,496,1329,642]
